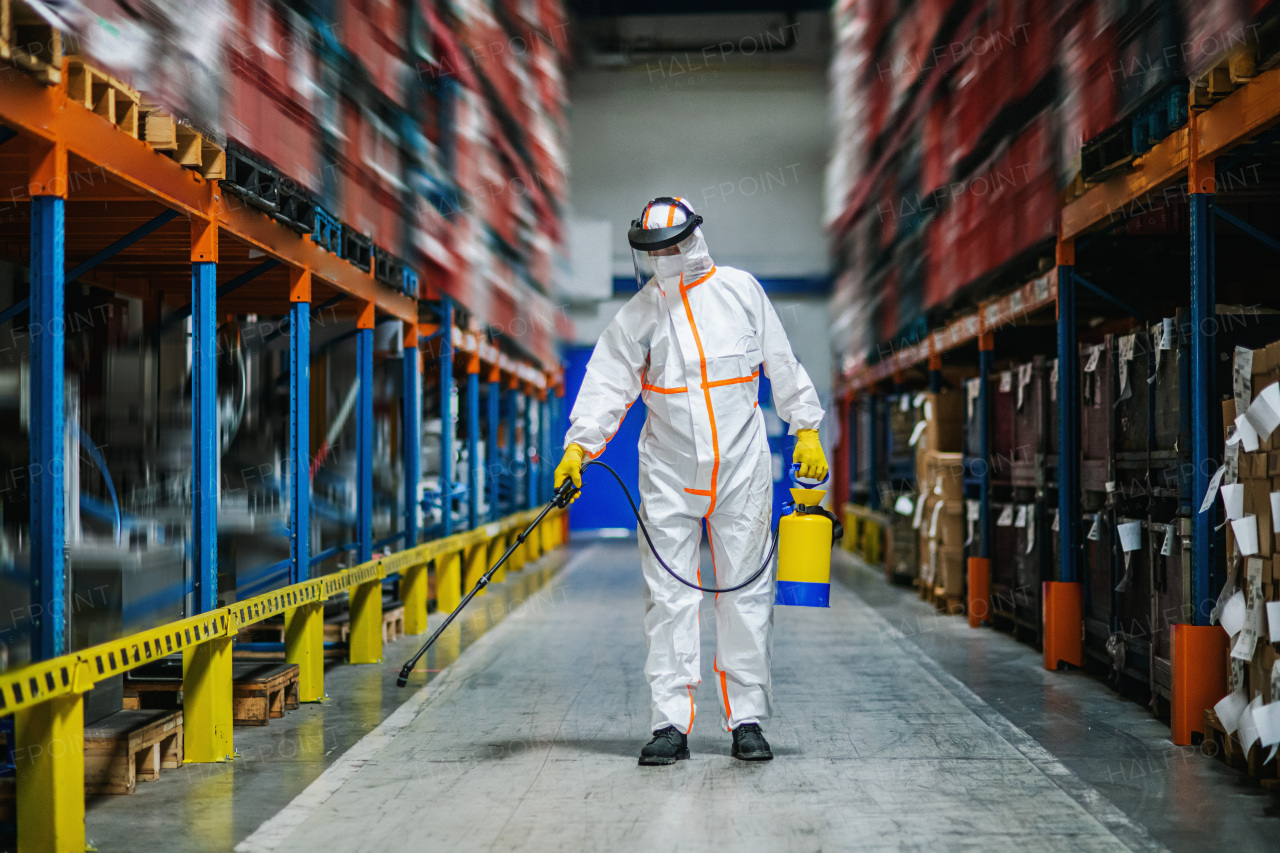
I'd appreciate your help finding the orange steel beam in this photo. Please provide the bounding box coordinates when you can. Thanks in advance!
[0,72,416,324]
[1196,64,1280,163]
[1060,127,1190,242]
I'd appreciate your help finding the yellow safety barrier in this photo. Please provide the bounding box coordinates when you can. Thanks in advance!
[0,505,564,853]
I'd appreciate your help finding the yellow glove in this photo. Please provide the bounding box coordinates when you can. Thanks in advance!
[793,429,828,481]
[554,443,586,503]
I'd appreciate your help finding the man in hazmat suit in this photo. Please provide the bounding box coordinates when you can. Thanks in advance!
[554,197,828,765]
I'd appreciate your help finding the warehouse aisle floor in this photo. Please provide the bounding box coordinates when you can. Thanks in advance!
[221,541,1278,853]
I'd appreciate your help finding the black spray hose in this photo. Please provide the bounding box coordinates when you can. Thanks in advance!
[581,459,778,595]
[397,461,780,687]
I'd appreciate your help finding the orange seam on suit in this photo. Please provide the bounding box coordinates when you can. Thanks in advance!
[704,369,760,389]
[666,204,677,227]
[642,383,688,394]
[708,528,732,728]
[686,685,696,735]
[679,267,719,514]
[683,487,712,496]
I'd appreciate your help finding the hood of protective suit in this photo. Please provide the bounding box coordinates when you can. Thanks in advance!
[631,197,714,289]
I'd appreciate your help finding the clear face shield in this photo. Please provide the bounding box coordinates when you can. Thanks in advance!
[627,198,703,289]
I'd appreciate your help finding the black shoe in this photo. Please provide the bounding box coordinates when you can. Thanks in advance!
[731,723,773,761]
[639,726,690,766]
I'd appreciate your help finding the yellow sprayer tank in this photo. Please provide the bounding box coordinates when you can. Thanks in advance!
[774,466,832,608]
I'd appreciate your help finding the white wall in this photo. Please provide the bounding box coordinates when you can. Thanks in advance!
[563,16,833,415]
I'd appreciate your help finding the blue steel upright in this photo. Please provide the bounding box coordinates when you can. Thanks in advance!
[1190,190,1215,623]
[978,342,993,561]
[192,260,219,612]
[403,328,421,546]
[506,388,520,509]
[289,298,311,584]
[540,396,552,504]
[29,195,65,659]
[467,366,480,530]
[525,393,537,509]
[439,298,454,536]
[1056,258,1079,583]
[357,327,374,562]
[487,376,500,521]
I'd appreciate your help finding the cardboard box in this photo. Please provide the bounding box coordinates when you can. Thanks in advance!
[920,450,965,502]
[936,544,966,599]
[921,390,964,454]
[933,501,966,548]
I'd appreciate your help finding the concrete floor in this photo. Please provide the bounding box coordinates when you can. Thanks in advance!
[65,542,1279,852]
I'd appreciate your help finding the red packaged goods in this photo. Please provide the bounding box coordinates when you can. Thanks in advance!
[339,100,411,255]
[339,0,413,106]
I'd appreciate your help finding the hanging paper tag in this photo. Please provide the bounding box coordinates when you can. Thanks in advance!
[966,378,980,420]
[1244,383,1280,442]
[1221,590,1247,636]
[1269,601,1280,643]
[929,499,944,539]
[1050,358,1058,402]
[1255,701,1280,749]
[900,395,910,412]
[1226,441,1240,485]
[1234,346,1254,418]
[1116,334,1135,404]
[1212,559,1241,626]
[1016,362,1033,411]
[1083,344,1101,373]
[912,493,926,529]
[1052,508,1060,532]
[1161,525,1174,557]
[908,419,928,447]
[999,370,1012,393]
[1116,551,1133,592]
[1240,696,1264,751]
[1231,515,1260,557]
[1271,493,1280,533]
[1215,690,1249,736]
[1220,483,1245,520]
[1235,414,1260,452]
[895,495,914,516]
[1117,520,1142,552]
[1014,505,1028,528]
[1087,514,1100,541]
[997,504,1014,527]
[924,400,933,421]
[1160,317,1174,350]
[1025,504,1036,554]
[964,499,979,546]
[913,393,926,409]
[1199,465,1227,513]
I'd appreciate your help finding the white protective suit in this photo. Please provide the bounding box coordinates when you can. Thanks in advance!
[565,200,825,733]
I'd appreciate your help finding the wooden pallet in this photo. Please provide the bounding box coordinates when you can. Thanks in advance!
[1192,43,1257,108]
[124,662,300,726]
[65,56,140,138]
[1202,709,1280,787]
[84,709,182,796]
[0,0,63,85]
[141,105,226,180]
[932,586,966,617]
[232,663,300,726]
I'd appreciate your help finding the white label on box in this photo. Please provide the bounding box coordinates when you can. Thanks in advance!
[929,499,944,539]
[997,504,1014,527]
[999,370,1012,393]
[1199,465,1227,513]
[900,395,910,412]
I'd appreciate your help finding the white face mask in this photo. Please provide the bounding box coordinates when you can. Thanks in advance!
[654,254,684,281]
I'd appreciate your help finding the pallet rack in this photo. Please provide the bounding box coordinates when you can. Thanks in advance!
[836,62,1280,747]
[0,3,572,849]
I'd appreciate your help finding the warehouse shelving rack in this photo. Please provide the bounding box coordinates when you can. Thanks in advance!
[0,42,568,852]
[837,63,1280,746]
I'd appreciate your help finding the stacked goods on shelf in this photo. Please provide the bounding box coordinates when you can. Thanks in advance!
[826,0,1262,370]
[911,392,965,600]
[44,0,570,367]
[1213,342,1280,744]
